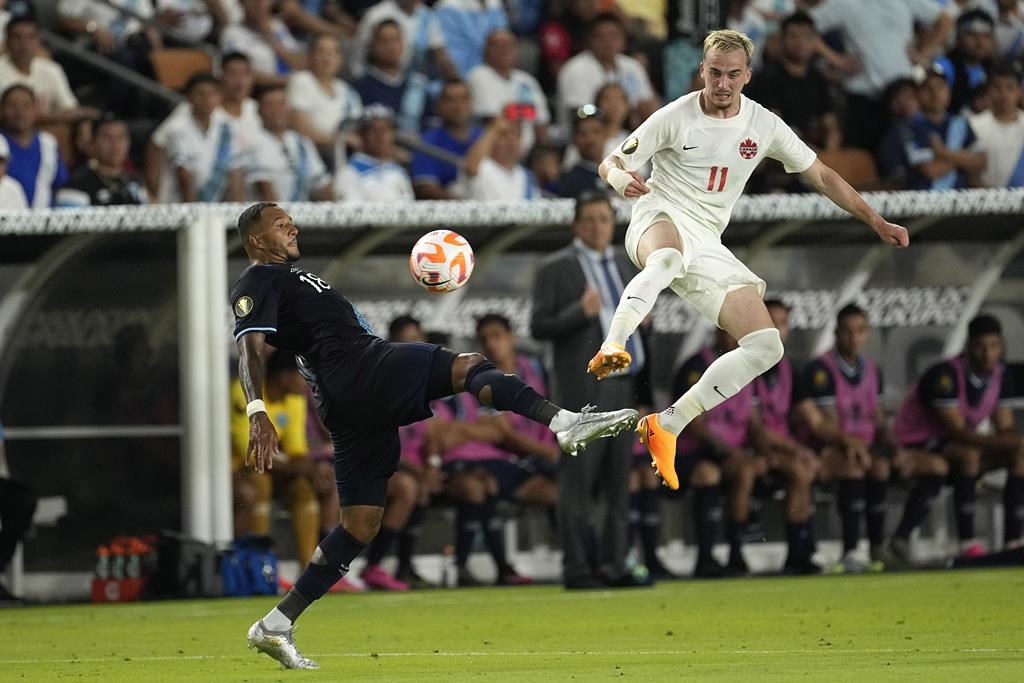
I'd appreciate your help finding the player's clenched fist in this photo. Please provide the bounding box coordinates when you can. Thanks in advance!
[872,218,910,248]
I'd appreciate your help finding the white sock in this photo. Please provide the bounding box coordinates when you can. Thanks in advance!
[604,248,684,348]
[549,409,578,432]
[660,328,784,435]
[262,607,292,632]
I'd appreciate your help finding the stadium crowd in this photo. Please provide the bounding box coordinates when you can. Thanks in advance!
[0,0,1024,207]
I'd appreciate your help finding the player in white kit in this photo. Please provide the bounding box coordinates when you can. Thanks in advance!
[588,29,910,491]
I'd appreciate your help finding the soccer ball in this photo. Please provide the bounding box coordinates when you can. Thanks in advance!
[409,229,475,293]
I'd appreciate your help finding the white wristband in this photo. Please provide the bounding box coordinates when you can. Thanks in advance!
[606,166,633,197]
[246,399,267,417]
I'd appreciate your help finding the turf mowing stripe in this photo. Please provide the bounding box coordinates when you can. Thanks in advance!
[3,647,1021,665]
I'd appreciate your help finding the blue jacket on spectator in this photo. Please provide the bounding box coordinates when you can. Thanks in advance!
[411,125,482,190]
[904,111,978,190]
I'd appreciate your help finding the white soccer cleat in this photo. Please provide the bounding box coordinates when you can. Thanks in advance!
[247,619,319,670]
[556,404,640,456]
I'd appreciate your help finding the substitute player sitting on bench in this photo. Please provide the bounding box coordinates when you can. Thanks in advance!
[890,314,1023,564]
[674,328,764,577]
[795,304,901,573]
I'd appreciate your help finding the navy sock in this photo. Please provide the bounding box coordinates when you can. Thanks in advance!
[693,485,722,562]
[1004,475,1024,544]
[628,492,642,551]
[865,477,888,548]
[284,526,367,621]
[836,479,865,554]
[480,496,509,572]
[639,488,662,568]
[726,518,744,562]
[397,506,425,576]
[953,475,978,541]
[465,360,559,425]
[455,503,482,569]
[895,475,944,540]
[365,526,397,566]
[785,521,811,564]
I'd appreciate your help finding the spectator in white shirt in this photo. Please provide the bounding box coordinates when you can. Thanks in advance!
[155,0,233,43]
[220,0,305,87]
[466,28,549,155]
[556,13,659,128]
[354,0,457,79]
[57,0,162,117]
[969,64,1024,187]
[458,115,539,200]
[145,52,260,198]
[287,33,363,166]
[249,85,333,201]
[994,0,1024,60]
[0,18,99,124]
[334,105,414,201]
[158,73,245,203]
[0,135,28,209]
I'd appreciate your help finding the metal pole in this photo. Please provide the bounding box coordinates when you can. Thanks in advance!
[205,210,233,544]
[178,215,212,541]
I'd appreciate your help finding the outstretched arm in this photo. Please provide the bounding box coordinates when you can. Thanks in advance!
[599,155,650,198]
[237,332,279,473]
[800,158,909,248]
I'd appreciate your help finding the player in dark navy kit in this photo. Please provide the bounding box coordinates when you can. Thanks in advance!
[237,203,639,669]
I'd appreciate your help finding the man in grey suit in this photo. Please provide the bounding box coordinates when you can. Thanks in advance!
[531,192,653,589]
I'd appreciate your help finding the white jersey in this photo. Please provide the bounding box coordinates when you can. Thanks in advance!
[612,91,816,236]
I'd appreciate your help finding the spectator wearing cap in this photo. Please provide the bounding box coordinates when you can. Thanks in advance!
[457,115,539,200]
[220,0,304,87]
[557,107,608,198]
[0,136,28,209]
[248,85,333,202]
[157,73,245,203]
[0,18,99,124]
[935,10,996,113]
[466,29,550,155]
[334,105,414,201]
[557,13,659,128]
[287,34,363,167]
[56,117,146,206]
[353,0,457,80]
[748,12,841,151]
[809,0,954,150]
[0,84,68,208]
[411,79,481,199]
[435,0,509,77]
[905,64,986,190]
[353,19,430,134]
[969,65,1024,187]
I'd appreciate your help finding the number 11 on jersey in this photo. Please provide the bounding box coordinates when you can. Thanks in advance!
[707,166,729,192]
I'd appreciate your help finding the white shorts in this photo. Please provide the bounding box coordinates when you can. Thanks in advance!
[624,198,766,325]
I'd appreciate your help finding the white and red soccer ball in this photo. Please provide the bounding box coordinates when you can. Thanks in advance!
[409,229,475,293]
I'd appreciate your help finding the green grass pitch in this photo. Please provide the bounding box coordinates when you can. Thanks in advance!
[1,568,1022,681]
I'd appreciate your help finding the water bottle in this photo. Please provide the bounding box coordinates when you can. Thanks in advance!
[95,545,111,580]
[441,544,457,588]
[125,540,142,580]
[110,543,126,580]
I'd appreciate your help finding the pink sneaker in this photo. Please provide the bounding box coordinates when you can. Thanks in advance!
[960,542,986,559]
[329,576,363,593]
[361,564,410,591]
[497,568,534,586]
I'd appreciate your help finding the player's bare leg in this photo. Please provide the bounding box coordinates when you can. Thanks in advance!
[642,287,782,489]
[589,219,684,379]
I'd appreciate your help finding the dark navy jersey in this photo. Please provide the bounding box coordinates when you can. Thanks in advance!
[230,262,384,400]
[918,360,1017,409]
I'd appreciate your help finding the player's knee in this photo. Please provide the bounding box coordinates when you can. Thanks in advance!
[870,458,890,481]
[644,246,684,275]
[389,470,418,502]
[956,446,982,476]
[691,462,721,487]
[740,327,784,372]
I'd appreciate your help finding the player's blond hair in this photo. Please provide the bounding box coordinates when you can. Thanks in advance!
[703,29,754,65]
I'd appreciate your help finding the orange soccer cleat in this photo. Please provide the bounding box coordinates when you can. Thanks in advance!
[637,413,679,490]
[586,343,632,380]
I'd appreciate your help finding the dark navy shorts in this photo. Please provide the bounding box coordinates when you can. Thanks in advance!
[323,342,458,506]
[445,456,556,499]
